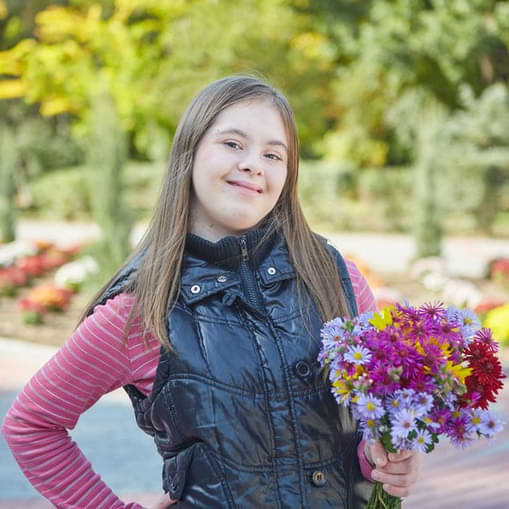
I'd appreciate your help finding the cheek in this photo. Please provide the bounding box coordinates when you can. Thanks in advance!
[270,168,288,198]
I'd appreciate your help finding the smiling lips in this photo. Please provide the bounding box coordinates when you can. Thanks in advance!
[227,180,263,194]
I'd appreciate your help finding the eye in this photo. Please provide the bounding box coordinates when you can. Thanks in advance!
[265,153,282,161]
[224,141,241,150]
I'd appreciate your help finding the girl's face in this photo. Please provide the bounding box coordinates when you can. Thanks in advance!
[189,99,289,241]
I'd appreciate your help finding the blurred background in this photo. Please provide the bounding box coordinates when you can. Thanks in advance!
[0,1,508,507]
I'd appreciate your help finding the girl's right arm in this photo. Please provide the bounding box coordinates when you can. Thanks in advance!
[0,294,155,509]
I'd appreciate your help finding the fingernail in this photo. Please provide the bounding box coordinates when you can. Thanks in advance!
[371,470,380,481]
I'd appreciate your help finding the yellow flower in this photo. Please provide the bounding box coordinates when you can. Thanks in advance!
[332,380,353,404]
[445,361,472,384]
[369,306,394,330]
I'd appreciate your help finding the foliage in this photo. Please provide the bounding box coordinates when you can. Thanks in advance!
[1,0,509,241]
[86,92,132,273]
[0,120,17,241]
[0,0,334,157]
[28,166,90,219]
[438,84,509,234]
[302,0,509,167]
[28,160,164,220]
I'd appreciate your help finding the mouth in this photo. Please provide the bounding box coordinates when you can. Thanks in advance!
[226,180,263,194]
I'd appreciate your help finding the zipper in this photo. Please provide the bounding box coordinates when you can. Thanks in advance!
[238,235,263,312]
[239,237,249,261]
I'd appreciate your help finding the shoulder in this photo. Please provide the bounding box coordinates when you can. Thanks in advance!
[312,232,350,275]
[313,233,377,314]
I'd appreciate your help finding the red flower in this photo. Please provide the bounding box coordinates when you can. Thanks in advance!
[18,298,46,314]
[490,258,509,279]
[463,340,506,409]
[0,267,28,287]
[41,249,70,271]
[16,256,46,277]
[475,299,506,315]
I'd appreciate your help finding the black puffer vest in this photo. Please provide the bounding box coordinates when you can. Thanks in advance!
[93,229,372,508]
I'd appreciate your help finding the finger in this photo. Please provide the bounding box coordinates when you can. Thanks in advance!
[371,466,418,487]
[368,440,389,467]
[382,483,411,498]
[387,450,416,463]
[375,458,413,475]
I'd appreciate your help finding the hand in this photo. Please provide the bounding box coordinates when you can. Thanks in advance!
[364,440,420,498]
[149,492,177,508]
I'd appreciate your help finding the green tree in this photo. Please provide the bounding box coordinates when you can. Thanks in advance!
[0,119,17,241]
[297,0,509,167]
[86,92,132,273]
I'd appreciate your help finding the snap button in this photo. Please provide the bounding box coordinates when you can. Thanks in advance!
[294,360,311,378]
[190,285,201,294]
[311,470,327,487]
[217,275,227,283]
[267,267,277,275]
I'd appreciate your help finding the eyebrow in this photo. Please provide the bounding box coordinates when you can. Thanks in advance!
[215,128,288,153]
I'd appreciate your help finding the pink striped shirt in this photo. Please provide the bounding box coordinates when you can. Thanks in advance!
[1,260,376,508]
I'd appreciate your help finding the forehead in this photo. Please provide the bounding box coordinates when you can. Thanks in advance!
[210,99,288,145]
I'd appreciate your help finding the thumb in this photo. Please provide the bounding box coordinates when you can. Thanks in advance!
[368,440,388,468]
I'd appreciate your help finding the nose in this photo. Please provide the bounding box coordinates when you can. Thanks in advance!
[237,152,264,176]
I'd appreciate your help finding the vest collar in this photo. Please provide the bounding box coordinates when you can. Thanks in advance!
[180,227,295,306]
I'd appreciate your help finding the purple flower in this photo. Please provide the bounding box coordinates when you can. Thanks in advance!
[447,409,474,448]
[391,409,417,439]
[358,417,379,441]
[457,309,480,342]
[354,393,385,420]
[413,429,433,452]
[344,345,372,365]
[478,411,505,437]
[320,317,346,350]
[413,392,434,417]
[473,327,498,352]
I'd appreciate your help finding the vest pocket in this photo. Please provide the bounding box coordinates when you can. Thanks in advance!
[163,442,235,508]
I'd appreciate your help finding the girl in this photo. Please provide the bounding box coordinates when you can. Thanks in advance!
[1,75,419,508]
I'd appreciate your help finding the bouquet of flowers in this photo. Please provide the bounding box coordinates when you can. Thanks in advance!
[318,302,506,509]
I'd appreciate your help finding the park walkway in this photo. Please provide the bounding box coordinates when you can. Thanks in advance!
[1,221,508,507]
[1,335,508,508]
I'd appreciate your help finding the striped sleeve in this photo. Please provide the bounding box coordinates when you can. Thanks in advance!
[0,293,160,509]
[345,259,377,314]
[345,259,378,481]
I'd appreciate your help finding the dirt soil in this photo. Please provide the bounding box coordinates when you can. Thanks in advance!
[1,271,508,348]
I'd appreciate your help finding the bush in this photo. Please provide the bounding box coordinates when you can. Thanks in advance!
[357,167,412,232]
[27,161,166,221]
[29,166,91,220]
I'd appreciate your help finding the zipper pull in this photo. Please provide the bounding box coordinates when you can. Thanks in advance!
[239,237,248,261]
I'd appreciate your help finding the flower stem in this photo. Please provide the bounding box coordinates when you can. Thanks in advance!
[367,482,401,509]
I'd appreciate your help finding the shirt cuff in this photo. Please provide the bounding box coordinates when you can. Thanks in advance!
[357,440,375,483]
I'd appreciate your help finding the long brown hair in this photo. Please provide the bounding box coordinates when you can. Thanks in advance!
[80,74,351,349]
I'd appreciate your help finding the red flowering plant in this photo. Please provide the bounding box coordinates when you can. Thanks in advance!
[25,285,73,312]
[318,303,506,509]
[16,255,46,278]
[41,247,71,271]
[489,258,509,287]
[0,267,29,296]
[18,298,46,324]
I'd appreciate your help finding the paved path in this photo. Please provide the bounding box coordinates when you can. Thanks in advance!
[1,336,508,508]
